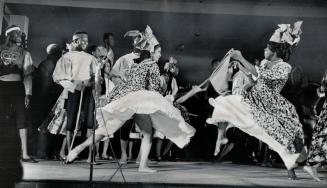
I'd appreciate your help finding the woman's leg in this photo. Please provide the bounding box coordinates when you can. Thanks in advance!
[59,137,67,160]
[162,140,173,159]
[128,141,133,160]
[155,138,163,161]
[303,163,321,182]
[214,122,228,156]
[138,131,155,172]
[134,114,156,172]
[120,139,128,163]
[67,118,124,162]
[101,139,110,159]
[66,134,103,162]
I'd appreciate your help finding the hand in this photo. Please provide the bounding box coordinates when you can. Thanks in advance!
[25,95,31,109]
[192,85,205,93]
[246,72,255,82]
[320,85,325,93]
[75,82,86,91]
[231,50,243,61]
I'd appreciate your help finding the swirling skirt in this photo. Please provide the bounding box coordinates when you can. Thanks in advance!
[207,95,300,170]
[95,90,195,148]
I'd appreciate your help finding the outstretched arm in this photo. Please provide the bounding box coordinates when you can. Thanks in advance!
[176,79,208,103]
[231,50,258,77]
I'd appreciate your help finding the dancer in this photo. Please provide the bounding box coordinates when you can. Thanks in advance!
[154,57,190,161]
[52,31,97,155]
[0,25,37,163]
[297,72,327,182]
[207,21,305,171]
[109,33,141,163]
[214,60,252,161]
[67,26,195,172]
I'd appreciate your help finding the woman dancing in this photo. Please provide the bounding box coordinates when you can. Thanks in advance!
[296,72,327,181]
[207,21,305,172]
[154,57,191,161]
[66,26,195,172]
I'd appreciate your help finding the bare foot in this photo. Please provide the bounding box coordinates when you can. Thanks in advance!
[138,167,157,173]
[59,152,66,160]
[217,143,234,161]
[214,138,228,156]
[120,154,127,164]
[303,165,321,182]
[66,146,82,163]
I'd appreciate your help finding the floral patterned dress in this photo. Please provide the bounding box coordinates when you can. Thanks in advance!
[307,83,327,163]
[207,60,303,169]
[243,60,304,153]
[96,59,195,148]
[108,59,160,102]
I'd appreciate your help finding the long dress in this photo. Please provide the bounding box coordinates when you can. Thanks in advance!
[207,60,304,169]
[95,59,195,148]
[307,82,327,164]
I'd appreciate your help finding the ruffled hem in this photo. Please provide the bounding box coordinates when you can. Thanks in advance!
[96,90,195,148]
[207,95,299,170]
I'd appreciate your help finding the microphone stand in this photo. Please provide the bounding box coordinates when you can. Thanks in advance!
[89,59,126,186]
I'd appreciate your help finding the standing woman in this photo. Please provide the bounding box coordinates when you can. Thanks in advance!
[67,26,195,172]
[207,21,305,172]
[0,25,36,163]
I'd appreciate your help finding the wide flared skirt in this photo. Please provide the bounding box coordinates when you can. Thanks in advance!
[95,90,195,148]
[207,95,299,170]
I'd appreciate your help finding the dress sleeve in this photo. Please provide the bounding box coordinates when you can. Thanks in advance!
[260,62,291,80]
[147,63,161,92]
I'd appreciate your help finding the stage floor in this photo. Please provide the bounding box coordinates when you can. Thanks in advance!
[21,160,327,188]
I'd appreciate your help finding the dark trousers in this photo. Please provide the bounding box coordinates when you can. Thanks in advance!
[0,81,26,129]
[65,87,95,132]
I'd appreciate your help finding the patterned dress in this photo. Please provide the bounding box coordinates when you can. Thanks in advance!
[96,59,195,148]
[307,83,327,163]
[207,60,303,169]
[243,60,304,153]
[108,59,160,103]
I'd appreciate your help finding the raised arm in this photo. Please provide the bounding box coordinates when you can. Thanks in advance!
[231,50,258,77]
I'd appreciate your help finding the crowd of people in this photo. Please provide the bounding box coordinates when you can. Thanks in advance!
[1,20,327,186]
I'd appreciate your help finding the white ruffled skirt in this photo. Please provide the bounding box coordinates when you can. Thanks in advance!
[207,95,299,170]
[95,90,195,148]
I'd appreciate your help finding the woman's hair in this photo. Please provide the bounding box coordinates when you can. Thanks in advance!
[267,41,292,62]
[133,50,151,64]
